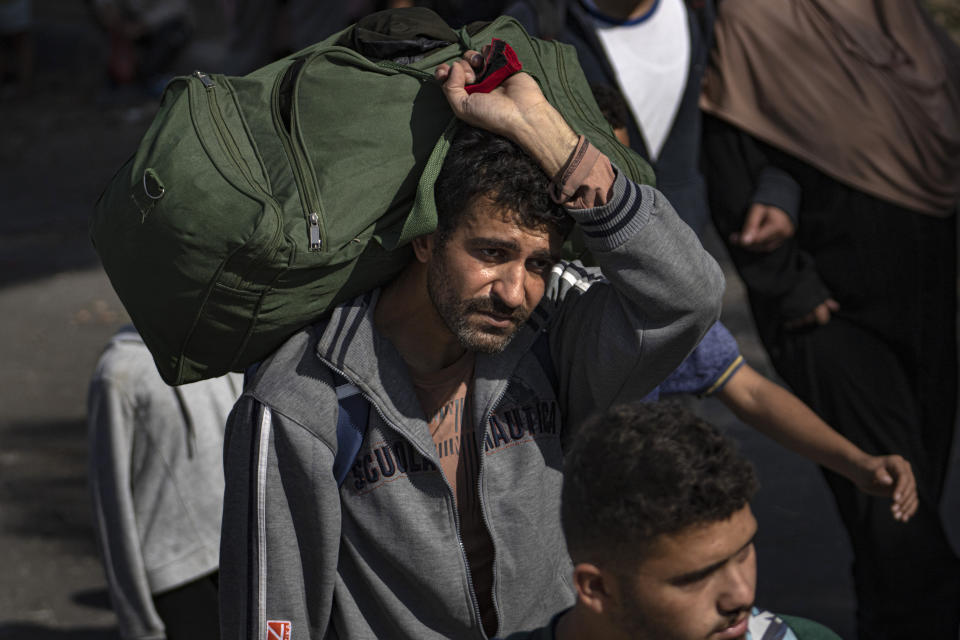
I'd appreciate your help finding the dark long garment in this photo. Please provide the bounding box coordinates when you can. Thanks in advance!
[153,572,220,639]
[703,114,959,639]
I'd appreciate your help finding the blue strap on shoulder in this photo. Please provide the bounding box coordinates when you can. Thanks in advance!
[242,361,261,390]
[246,360,368,488]
[332,374,369,488]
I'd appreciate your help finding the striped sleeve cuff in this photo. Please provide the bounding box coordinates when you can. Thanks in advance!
[565,170,653,252]
[702,355,745,397]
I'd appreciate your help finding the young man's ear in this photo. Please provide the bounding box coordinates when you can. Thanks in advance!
[412,233,436,263]
[573,562,619,615]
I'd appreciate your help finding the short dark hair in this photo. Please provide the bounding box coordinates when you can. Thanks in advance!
[590,84,630,132]
[433,125,572,242]
[562,402,758,565]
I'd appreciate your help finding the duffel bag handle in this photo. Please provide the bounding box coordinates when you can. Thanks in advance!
[382,115,459,250]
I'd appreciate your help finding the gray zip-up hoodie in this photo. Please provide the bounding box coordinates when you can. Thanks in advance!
[88,328,242,639]
[220,173,724,640]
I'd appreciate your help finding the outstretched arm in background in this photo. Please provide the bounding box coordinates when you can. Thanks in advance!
[717,363,918,522]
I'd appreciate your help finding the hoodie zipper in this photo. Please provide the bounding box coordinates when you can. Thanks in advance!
[318,357,488,637]
[475,380,508,636]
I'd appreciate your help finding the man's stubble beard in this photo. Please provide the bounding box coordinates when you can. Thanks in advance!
[426,250,529,354]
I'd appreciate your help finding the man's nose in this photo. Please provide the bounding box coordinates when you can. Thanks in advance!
[492,262,526,309]
[718,561,756,615]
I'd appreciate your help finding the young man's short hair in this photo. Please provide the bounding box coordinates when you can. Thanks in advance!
[562,402,758,565]
[590,83,630,132]
[433,125,573,242]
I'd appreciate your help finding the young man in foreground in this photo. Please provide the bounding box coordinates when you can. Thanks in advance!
[502,402,841,640]
[219,52,723,638]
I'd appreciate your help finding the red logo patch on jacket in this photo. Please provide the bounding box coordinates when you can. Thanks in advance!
[267,620,291,640]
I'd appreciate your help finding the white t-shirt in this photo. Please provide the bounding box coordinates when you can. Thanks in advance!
[588,0,691,161]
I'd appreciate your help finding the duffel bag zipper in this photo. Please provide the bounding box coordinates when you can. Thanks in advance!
[192,70,285,280]
[270,59,326,253]
[273,53,439,253]
[270,58,327,252]
[277,125,324,252]
[376,59,436,81]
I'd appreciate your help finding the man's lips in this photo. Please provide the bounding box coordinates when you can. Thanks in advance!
[713,613,749,640]
[475,310,517,328]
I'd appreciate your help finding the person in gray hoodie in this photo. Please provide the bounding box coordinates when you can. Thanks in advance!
[219,51,724,640]
[88,326,242,639]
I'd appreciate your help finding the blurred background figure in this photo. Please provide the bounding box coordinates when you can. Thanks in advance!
[218,1,513,79]
[505,0,714,235]
[0,0,34,97]
[87,0,194,97]
[592,81,915,529]
[220,0,350,75]
[87,326,241,640]
[700,1,960,638]
[589,82,630,146]
[363,0,510,28]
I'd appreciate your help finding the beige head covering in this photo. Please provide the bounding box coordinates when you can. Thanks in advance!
[701,0,960,215]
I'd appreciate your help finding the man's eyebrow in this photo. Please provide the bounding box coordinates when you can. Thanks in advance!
[669,533,757,586]
[466,238,560,262]
[466,237,521,252]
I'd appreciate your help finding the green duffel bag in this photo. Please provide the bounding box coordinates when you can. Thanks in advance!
[90,8,655,385]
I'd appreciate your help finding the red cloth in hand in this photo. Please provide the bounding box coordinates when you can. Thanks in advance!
[464,39,523,95]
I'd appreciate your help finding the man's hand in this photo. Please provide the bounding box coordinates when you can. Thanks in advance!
[849,453,918,522]
[435,50,546,135]
[784,297,839,331]
[435,50,579,177]
[730,203,795,252]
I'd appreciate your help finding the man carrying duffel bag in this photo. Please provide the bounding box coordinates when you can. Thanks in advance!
[218,41,723,640]
[89,8,656,388]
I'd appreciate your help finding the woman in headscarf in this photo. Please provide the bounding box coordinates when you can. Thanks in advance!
[700,2,960,638]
